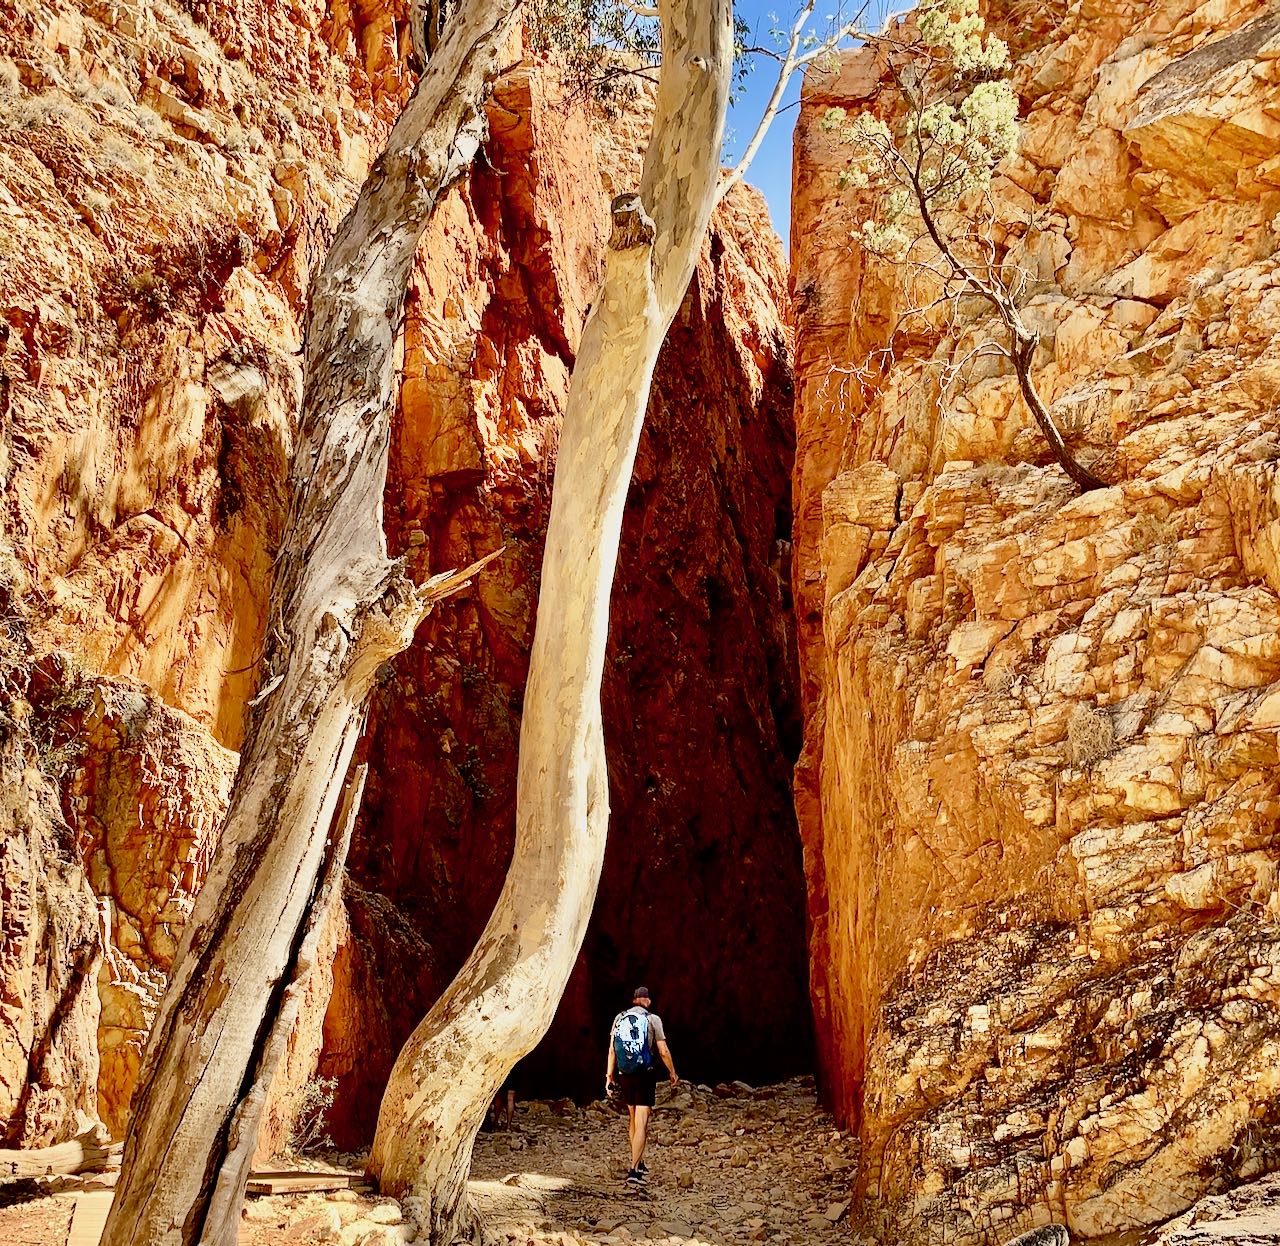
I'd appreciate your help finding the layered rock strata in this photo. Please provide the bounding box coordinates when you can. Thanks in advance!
[1,0,806,1150]
[1,0,410,1143]
[792,0,1280,1241]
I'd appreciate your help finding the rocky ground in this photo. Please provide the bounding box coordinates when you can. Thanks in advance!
[6,1078,1278,1245]
[0,1078,864,1246]
[465,1077,862,1246]
[1148,1175,1280,1246]
[0,1196,73,1246]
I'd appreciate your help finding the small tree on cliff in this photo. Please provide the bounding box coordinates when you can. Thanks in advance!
[823,0,1107,490]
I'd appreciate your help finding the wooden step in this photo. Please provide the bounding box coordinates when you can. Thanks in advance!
[245,1170,372,1196]
[67,1191,113,1246]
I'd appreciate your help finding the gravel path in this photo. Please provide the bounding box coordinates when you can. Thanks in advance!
[0,1194,74,1246]
[469,1077,862,1245]
[1,1078,862,1245]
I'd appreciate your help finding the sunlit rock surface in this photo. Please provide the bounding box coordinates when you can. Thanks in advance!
[1,0,409,1145]
[0,0,806,1150]
[791,0,1280,1240]
[0,647,102,1147]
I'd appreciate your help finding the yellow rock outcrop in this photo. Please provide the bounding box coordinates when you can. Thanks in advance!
[792,0,1280,1240]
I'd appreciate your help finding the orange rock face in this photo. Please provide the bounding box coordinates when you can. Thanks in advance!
[317,70,809,1146]
[0,0,408,754]
[0,653,102,1147]
[792,0,1280,1240]
[1,0,806,1152]
[35,665,236,1139]
[1,0,408,1144]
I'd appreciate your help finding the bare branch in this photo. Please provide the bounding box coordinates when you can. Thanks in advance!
[619,0,660,17]
[938,341,1011,398]
[717,0,870,203]
[794,21,863,66]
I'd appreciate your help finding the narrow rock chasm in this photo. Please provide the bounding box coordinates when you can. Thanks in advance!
[315,70,811,1145]
[0,6,816,1165]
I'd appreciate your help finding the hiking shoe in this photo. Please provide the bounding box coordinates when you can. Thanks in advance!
[625,1168,647,1186]
[636,1161,649,1176]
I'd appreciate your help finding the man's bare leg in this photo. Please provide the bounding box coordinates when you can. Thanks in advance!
[630,1105,650,1170]
[626,1105,636,1161]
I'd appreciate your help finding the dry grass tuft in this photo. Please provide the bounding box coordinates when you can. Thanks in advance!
[1067,704,1115,767]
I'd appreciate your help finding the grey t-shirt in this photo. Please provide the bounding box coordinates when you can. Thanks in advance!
[612,1008,666,1070]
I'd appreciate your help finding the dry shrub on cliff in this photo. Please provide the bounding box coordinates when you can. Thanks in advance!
[5,91,81,131]
[284,1076,338,1155]
[1128,510,1177,554]
[95,133,158,183]
[27,654,95,782]
[1066,704,1116,768]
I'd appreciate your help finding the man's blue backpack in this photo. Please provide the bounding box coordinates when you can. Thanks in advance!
[613,1006,652,1074]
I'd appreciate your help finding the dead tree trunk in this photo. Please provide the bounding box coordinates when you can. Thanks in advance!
[99,3,518,1244]
[367,2,734,1240]
[0,1116,115,1183]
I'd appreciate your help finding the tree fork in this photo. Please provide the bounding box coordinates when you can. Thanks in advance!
[99,1,518,1242]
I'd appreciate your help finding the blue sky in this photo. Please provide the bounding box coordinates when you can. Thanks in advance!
[725,2,806,247]
[725,0,895,246]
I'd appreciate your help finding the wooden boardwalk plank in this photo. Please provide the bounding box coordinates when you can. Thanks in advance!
[246,1171,371,1195]
[56,1170,370,1243]
[67,1192,113,1246]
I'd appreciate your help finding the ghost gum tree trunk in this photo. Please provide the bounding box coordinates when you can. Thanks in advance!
[99,3,518,1244]
[367,1,734,1239]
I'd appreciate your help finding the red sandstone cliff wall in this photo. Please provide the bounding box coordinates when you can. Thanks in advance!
[792,0,1280,1240]
[315,70,808,1145]
[1,0,806,1149]
[1,0,399,1140]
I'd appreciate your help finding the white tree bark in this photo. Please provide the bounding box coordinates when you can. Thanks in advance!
[99,3,518,1244]
[367,3,734,1240]
[719,0,863,204]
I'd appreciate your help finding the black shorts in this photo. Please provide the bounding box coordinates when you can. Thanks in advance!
[616,1071,657,1107]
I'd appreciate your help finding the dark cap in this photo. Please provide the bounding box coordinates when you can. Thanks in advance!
[632,985,651,1001]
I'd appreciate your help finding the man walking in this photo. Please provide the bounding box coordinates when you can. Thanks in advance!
[606,985,678,1185]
